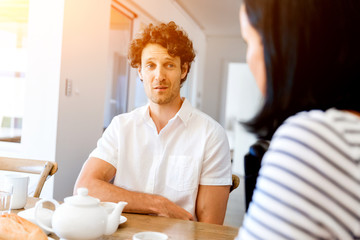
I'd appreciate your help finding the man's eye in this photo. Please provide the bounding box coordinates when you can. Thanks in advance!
[167,64,175,68]
[146,64,154,69]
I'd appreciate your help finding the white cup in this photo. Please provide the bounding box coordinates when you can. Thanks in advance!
[5,173,29,209]
[133,232,168,240]
[0,180,13,215]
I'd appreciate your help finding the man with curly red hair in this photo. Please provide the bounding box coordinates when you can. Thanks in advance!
[75,21,232,224]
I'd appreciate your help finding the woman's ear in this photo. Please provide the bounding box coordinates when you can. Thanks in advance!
[181,62,189,80]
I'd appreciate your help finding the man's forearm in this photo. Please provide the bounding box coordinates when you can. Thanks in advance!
[75,176,194,220]
[75,176,162,215]
[74,157,193,220]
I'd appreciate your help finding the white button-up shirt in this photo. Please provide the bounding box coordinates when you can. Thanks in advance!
[89,98,232,217]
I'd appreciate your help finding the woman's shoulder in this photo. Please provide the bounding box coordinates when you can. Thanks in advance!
[267,109,338,163]
[276,108,360,138]
[285,109,330,125]
[270,108,360,161]
[273,110,328,140]
[275,109,350,138]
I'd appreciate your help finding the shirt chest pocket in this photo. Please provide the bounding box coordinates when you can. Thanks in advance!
[166,156,198,191]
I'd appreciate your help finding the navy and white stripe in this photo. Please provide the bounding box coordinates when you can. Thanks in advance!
[237,109,360,240]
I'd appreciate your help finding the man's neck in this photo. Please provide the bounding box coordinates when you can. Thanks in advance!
[149,97,184,134]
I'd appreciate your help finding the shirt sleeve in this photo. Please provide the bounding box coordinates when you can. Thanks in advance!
[200,123,232,186]
[89,117,119,168]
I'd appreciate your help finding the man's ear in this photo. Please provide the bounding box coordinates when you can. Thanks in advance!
[137,67,143,81]
[181,62,189,80]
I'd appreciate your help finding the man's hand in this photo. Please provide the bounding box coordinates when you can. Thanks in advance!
[153,195,194,221]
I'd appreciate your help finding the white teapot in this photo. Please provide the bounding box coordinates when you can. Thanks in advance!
[34,188,127,240]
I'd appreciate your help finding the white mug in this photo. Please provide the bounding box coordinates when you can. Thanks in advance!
[5,173,29,209]
[133,232,168,240]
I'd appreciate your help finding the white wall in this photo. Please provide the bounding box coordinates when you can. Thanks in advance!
[225,63,261,128]
[0,0,111,200]
[52,0,111,200]
[0,0,65,198]
[202,36,247,124]
[225,63,262,175]
[202,38,260,176]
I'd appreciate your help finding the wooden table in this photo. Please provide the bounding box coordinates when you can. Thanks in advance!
[14,197,239,240]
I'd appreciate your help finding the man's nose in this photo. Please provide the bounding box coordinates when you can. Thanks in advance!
[155,66,165,81]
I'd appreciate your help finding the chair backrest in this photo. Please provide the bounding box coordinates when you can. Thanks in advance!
[230,174,240,193]
[0,157,58,198]
[244,139,269,211]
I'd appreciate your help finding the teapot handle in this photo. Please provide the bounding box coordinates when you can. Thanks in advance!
[34,199,59,234]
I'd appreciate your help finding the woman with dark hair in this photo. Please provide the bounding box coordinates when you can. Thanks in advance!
[236,0,360,239]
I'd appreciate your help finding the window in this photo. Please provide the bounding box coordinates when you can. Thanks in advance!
[0,0,29,143]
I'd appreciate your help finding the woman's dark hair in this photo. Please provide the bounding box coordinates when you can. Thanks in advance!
[242,0,360,139]
[128,21,196,85]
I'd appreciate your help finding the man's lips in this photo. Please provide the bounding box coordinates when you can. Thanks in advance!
[154,86,168,90]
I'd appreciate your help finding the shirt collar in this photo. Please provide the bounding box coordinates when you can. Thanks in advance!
[142,102,151,123]
[176,98,192,126]
[140,98,193,127]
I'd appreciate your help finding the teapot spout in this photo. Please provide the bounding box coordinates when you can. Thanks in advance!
[105,201,128,235]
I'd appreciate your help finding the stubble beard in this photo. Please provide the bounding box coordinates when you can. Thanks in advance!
[148,83,181,105]
[150,91,177,105]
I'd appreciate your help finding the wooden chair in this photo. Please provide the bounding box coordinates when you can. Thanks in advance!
[0,157,58,198]
[230,174,240,193]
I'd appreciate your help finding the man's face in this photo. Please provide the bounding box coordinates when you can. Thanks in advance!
[138,43,188,105]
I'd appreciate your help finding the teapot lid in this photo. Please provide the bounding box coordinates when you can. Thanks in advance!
[64,188,100,206]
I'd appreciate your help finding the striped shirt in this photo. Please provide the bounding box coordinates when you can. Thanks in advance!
[236,109,360,240]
